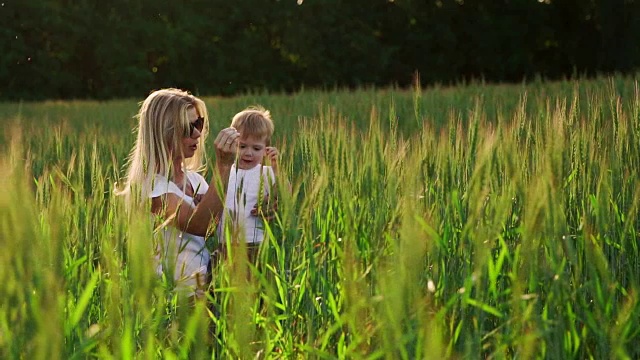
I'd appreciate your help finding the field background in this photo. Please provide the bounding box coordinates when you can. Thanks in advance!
[1,76,639,359]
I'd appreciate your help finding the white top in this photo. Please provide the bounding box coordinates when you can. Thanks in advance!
[220,163,275,244]
[150,171,210,294]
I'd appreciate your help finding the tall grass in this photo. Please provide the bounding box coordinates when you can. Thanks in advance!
[0,76,638,358]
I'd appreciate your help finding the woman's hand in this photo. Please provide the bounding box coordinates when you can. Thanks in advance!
[214,127,240,166]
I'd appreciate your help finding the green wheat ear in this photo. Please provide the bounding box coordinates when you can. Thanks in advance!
[257,164,266,214]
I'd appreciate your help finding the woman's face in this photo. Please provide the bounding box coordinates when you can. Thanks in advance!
[178,107,202,160]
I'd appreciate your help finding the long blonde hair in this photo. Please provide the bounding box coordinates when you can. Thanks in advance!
[116,88,209,200]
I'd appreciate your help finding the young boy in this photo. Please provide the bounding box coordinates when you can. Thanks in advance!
[218,106,280,263]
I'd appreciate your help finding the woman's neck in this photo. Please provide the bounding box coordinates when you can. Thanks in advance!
[172,157,185,183]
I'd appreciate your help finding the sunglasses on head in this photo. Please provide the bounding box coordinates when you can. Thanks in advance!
[188,116,204,136]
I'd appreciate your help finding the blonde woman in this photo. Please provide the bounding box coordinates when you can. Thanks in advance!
[117,88,239,297]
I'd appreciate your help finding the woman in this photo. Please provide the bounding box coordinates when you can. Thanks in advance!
[117,88,239,297]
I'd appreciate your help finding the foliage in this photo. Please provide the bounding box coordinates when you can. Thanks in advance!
[0,76,639,358]
[2,0,640,100]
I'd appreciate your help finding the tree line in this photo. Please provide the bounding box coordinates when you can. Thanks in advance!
[2,0,639,100]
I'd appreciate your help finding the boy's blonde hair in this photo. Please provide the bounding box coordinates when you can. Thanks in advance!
[231,106,274,145]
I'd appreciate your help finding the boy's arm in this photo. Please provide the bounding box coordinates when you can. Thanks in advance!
[265,146,279,174]
[250,147,290,220]
[265,146,291,193]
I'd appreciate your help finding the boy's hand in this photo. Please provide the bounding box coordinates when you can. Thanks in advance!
[265,147,279,173]
[251,195,278,221]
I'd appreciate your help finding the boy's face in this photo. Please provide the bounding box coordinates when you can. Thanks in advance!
[237,135,267,170]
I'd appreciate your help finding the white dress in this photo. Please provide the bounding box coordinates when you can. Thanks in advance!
[150,171,210,294]
[219,163,275,244]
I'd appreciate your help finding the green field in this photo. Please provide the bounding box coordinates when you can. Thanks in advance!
[1,76,639,359]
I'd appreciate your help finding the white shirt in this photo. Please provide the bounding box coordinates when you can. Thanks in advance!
[149,171,209,293]
[220,163,275,244]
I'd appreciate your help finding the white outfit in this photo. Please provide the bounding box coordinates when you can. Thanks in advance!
[220,163,276,244]
[150,171,210,294]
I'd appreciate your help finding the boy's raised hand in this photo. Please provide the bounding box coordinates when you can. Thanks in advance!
[253,147,282,222]
[265,146,279,173]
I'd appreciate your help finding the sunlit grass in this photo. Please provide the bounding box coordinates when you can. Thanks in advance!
[0,76,639,359]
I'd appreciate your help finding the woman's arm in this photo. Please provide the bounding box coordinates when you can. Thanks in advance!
[152,127,240,236]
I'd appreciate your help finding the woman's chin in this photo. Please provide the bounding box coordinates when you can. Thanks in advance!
[183,146,197,159]
[178,152,194,161]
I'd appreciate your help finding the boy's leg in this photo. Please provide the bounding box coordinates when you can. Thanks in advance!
[247,242,262,265]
